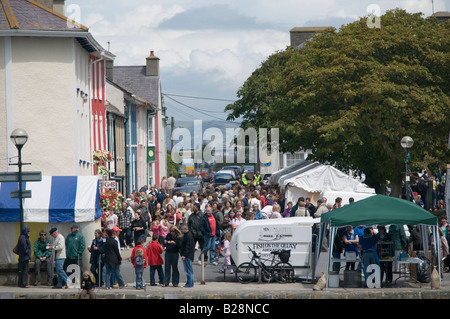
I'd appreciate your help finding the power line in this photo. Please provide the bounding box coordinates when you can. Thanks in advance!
[164,94,237,123]
[162,93,236,103]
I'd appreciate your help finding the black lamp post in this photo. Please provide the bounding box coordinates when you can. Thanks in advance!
[10,128,29,232]
[400,136,414,202]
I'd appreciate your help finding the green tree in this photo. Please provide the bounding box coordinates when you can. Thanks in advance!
[226,9,450,195]
[167,150,180,178]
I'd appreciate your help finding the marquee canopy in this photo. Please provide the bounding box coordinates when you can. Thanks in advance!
[0,176,102,223]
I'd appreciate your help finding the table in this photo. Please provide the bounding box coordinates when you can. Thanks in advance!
[394,257,424,284]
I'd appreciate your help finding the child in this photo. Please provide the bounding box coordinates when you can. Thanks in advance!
[222,233,233,274]
[146,234,164,286]
[80,270,96,299]
[131,236,147,290]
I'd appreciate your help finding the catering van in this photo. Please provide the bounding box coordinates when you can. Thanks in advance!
[230,217,320,267]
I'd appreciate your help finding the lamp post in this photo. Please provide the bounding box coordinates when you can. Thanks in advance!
[400,136,414,202]
[10,128,29,232]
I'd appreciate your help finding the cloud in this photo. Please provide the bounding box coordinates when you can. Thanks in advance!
[157,4,282,31]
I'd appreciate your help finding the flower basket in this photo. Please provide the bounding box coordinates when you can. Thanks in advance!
[93,150,112,164]
[100,189,123,213]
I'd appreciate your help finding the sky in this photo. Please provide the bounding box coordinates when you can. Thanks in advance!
[66,0,448,124]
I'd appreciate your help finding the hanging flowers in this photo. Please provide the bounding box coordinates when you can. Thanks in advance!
[93,150,112,176]
[93,150,112,163]
[100,189,123,214]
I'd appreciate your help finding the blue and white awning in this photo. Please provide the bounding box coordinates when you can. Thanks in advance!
[0,176,102,223]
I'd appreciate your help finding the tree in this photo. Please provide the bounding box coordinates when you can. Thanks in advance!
[226,9,450,195]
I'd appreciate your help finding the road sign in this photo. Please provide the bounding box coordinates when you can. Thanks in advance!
[10,190,32,199]
[103,180,117,189]
[0,171,42,183]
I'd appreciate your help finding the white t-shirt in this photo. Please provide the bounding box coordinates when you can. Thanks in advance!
[106,214,118,230]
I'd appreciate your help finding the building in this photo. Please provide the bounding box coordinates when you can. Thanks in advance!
[112,51,167,194]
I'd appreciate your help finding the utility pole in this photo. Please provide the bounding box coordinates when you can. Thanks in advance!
[171,116,174,151]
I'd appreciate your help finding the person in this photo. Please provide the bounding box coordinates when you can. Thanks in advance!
[358,227,379,287]
[117,202,134,250]
[305,197,317,216]
[231,210,246,230]
[131,236,147,290]
[314,198,328,218]
[332,227,345,273]
[88,229,104,286]
[163,226,182,287]
[253,171,261,185]
[388,224,407,273]
[160,176,167,192]
[271,204,282,218]
[253,203,263,220]
[49,227,71,289]
[106,207,118,230]
[159,218,170,246]
[17,226,31,288]
[333,197,342,210]
[167,174,177,197]
[282,202,293,218]
[65,224,85,285]
[241,170,249,186]
[343,226,359,270]
[180,224,196,288]
[80,270,96,299]
[188,203,205,258]
[103,228,125,290]
[147,234,164,286]
[221,210,236,239]
[131,210,147,246]
[376,226,393,285]
[200,205,220,265]
[33,230,53,286]
[222,232,233,274]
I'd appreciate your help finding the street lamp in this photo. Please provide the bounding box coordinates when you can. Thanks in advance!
[400,136,414,202]
[10,128,28,231]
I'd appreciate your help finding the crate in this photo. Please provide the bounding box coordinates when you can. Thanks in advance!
[343,270,362,288]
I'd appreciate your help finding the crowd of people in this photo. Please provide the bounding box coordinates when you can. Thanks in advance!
[13,168,447,294]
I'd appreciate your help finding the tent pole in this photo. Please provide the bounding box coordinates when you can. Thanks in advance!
[325,227,336,289]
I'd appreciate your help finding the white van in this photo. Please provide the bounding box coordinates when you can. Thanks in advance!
[230,217,320,267]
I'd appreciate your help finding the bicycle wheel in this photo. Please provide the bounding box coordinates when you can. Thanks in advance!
[273,262,295,283]
[235,262,257,284]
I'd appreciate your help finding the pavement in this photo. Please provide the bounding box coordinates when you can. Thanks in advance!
[1,241,450,300]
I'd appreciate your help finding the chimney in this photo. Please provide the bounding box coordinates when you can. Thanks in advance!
[146,51,160,77]
[289,27,331,48]
[106,59,114,81]
[34,0,66,15]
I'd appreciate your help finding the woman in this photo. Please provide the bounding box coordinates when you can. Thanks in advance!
[159,218,170,246]
[223,200,232,215]
[282,202,293,218]
[222,210,236,237]
[88,229,104,286]
[294,200,309,217]
[154,202,164,220]
[231,210,246,231]
[343,226,359,271]
[106,207,118,230]
[103,229,125,289]
[131,210,147,246]
[234,200,244,214]
[163,226,182,287]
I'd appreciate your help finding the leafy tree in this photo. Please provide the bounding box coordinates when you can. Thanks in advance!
[226,9,450,195]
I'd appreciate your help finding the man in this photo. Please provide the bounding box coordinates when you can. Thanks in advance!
[167,173,177,197]
[199,205,219,265]
[253,171,261,185]
[314,198,328,218]
[305,197,317,216]
[33,230,53,286]
[65,224,85,284]
[49,227,71,289]
[188,203,205,259]
[241,170,249,186]
[117,202,134,249]
[180,224,196,288]
[17,226,32,288]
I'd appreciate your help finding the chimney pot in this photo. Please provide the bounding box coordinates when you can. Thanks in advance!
[146,50,159,76]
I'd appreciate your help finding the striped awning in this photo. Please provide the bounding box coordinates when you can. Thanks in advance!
[0,176,102,223]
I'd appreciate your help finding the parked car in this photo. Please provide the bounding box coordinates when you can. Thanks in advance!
[221,165,242,177]
[212,171,238,187]
[262,174,272,185]
[172,177,204,195]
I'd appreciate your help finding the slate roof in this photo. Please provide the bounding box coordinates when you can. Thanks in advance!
[0,0,87,31]
[113,66,159,108]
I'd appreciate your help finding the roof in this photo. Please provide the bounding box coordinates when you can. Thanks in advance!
[113,66,160,108]
[0,0,87,31]
[320,194,437,227]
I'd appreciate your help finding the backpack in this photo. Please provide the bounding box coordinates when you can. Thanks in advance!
[135,255,144,267]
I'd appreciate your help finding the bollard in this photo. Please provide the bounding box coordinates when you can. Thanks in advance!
[201,252,205,285]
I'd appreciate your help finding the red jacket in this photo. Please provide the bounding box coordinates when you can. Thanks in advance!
[146,241,164,266]
[131,244,147,268]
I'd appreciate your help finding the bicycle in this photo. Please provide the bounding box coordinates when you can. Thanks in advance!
[235,246,295,284]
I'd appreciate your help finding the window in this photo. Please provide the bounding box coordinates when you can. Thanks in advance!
[286,152,305,167]
[147,115,154,145]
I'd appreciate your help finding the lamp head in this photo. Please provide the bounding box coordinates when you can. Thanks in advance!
[400,136,414,150]
[10,128,28,147]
